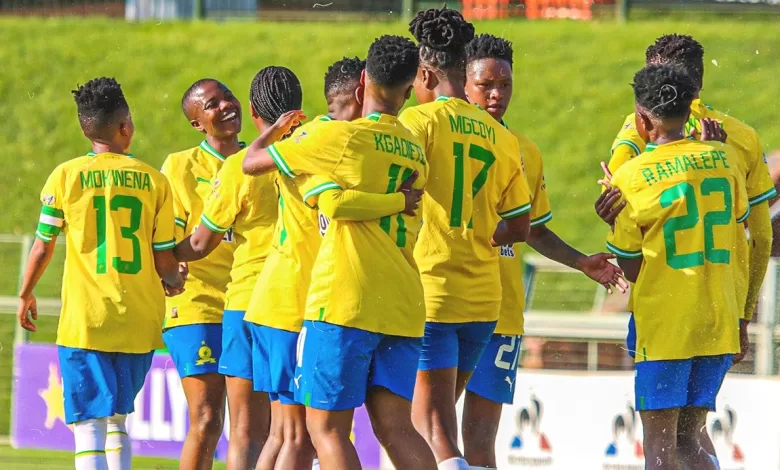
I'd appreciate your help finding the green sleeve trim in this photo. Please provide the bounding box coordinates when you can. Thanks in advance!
[303,182,342,209]
[35,230,53,243]
[748,187,777,207]
[606,241,643,259]
[40,205,64,218]
[36,222,61,237]
[611,140,641,157]
[498,203,532,220]
[174,217,187,228]
[199,214,230,234]
[268,144,296,178]
[152,240,176,251]
[737,206,751,224]
[529,211,552,227]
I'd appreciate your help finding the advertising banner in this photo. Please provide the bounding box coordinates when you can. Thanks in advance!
[11,343,382,467]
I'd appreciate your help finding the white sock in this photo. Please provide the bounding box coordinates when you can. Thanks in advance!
[469,467,496,470]
[311,458,321,470]
[438,457,470,470]
[106,414,132,470]
[711,454,721,470]
[74,418,109,470]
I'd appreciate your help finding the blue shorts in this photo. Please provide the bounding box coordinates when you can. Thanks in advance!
[466,334,523,404]
[294,320,421,411]
[626,313,637,358]
[418,321,497,372]
[635,355,733,411]
[163,323,222,378]
[58,346,153,424]
[250,324,299,405]
[219,310,252,380]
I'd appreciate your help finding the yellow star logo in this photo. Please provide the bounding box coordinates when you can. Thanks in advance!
[38,363,66,429]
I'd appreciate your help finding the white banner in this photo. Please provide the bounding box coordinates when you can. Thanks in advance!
[445,370,780,470]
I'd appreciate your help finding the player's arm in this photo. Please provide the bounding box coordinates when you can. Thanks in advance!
[605,178,643,284]
[175,163,242,262]
[307,172,421,220]
[19,171,65,332]
[492,147,532,246]
[243,110,307,176]
[152,177,184,294]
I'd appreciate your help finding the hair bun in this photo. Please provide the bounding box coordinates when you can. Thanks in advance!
[410,8,475,52]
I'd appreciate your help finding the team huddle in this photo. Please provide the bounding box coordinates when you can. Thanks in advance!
[16,6,775,470]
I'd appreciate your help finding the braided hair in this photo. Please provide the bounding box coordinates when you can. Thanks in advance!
[645,34,704,90]
[71,77,129,139]
[633,64,696,120]
[249,66,303,125]
[325,57,365,97]
[409,7,475,77]
[466,33,513,66]
[366,35,419,87]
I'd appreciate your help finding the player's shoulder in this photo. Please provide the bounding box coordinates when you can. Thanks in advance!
[52,154,93,174]
[704,104,756,136]
[161,144,202,173]
[509,128,541,156]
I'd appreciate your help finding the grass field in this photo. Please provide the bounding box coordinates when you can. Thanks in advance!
[0,444,226,469]
[1,17,779,252]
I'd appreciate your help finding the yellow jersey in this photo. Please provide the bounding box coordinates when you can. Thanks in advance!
[606,139,748,361]
[399,96,531,324]
[608,99,776,314]
[496,128,552,336]
[37,152,175,353]
[266,112,428,337]
[200,147,277,312]
[160,141,238,327]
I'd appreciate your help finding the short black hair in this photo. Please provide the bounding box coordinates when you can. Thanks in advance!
[71,77,129,139]
[325,57,365,97]
[409,7,475,76]
[633,64,696,120]
[249,66,303,125]
[466,34,513,66]
[645,34,704,89]
[181,78,221,118]
[366,35,419,87]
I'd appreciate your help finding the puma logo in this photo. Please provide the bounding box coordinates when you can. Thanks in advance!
[505,376,514,388]
[294,374,303,388]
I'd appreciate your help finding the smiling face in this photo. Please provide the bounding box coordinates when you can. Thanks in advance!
[186,80,242,138]
[465,57,513,122]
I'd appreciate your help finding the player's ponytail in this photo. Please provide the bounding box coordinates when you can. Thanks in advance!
[249,66,303,136]
[409,7,475,75]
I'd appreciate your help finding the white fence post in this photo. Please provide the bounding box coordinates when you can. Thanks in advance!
[755,258,778,376]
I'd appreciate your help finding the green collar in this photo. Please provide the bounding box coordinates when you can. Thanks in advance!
[199,140,246,161]
[435,95,450,102]
[365,112,382,122]
[87,151,134,158]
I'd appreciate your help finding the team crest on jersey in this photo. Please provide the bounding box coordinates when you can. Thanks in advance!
[41,194,55,206]
[295,131,308,144]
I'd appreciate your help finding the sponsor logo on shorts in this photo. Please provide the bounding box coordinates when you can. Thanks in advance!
[507,395,553,467]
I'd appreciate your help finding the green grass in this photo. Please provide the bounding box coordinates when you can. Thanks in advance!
[0,444,226,469]
[1,17,779,253]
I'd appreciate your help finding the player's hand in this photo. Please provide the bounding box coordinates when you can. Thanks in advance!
[733,319,750,365]
[179,262,189,281]
[594,186,625,227]
[397,170,424,216]
[162,279,185,297]
[17,294,38,332]
[268,110,307,143]
[576,253,629,294]
[698,118,728,143]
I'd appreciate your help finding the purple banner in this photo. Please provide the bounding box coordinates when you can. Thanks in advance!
[11,343,382,467]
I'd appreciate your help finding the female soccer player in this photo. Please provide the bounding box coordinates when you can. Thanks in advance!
[399,8,532,470]
[19,77,184,470]
[461,34,627,470]
[607,64,746,470]
[172,69,303,469]
[160,78,243,470]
